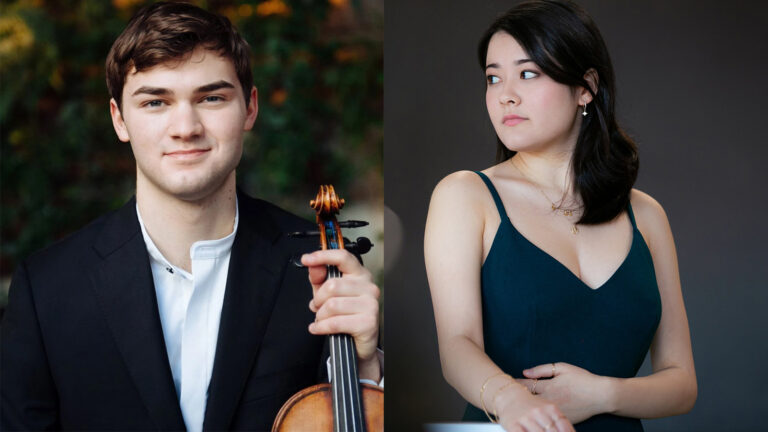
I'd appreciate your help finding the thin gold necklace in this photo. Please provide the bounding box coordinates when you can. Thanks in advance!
[511,158,581,234]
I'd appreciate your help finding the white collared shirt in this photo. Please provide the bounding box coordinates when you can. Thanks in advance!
[137,203,238,432]
[137,201,382,432]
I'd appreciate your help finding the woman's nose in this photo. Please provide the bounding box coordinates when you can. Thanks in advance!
[499,82,518,105]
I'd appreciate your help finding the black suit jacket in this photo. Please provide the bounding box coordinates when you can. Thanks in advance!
[1,192,327,431]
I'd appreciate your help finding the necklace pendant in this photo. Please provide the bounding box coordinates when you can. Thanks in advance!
[571,225,579,235]
[563,209,573,216]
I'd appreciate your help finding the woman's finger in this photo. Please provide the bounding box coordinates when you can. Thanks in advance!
[523,362,562,379]
[516,378,534,393]
[519,416,544,432]
[555,415,575,432]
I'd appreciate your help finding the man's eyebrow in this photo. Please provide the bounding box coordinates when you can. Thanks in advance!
[194,80,236,93]
[484,59,534,70]
[131,86,172,97]
[130,81,236,97]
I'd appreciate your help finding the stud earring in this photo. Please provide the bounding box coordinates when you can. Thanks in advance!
[582,103,588,117]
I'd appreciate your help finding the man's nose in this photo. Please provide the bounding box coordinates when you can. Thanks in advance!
[168,103,203,140]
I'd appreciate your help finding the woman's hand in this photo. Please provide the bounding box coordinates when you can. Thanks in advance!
[302,249,381,382]
[518,362,612,424]
[494,383,574,432]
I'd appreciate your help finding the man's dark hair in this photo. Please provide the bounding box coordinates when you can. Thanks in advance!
[478,0,639,225]
[106,1,253,108]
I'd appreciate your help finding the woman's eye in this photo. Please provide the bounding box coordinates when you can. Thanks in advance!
[521,70,539,80]
[486,75,500,85]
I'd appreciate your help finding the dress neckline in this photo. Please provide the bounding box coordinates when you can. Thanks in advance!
[499,215,637,291]
[474,170,638,291]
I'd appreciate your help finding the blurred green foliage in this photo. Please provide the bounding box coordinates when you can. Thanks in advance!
[0,0,383,279]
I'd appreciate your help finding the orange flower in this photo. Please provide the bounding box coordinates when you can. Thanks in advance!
[238,4,253,18]
[334,46,366,63]
[270,89,288,106]
[112,0,145,11]
[256,0,291,17]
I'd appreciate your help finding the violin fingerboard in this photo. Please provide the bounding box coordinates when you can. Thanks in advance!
[330,332,365,432]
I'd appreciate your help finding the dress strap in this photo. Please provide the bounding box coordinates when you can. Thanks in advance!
[627,202,638,230]
[474,171,508,220]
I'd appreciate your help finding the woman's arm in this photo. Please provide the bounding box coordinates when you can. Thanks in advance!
[606,190,697,416]
[521,190,697,420]
[425,171,573,432]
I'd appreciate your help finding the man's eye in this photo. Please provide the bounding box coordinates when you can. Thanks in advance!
[203,95,223,103]
[521,70,539,80]
[486,75,500,85]
[145,100,165,108]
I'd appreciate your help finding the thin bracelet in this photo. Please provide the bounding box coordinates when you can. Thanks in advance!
[480,373,508,423]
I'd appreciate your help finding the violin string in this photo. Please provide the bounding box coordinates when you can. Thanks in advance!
[348,336,363,430]
[331,334,341,432]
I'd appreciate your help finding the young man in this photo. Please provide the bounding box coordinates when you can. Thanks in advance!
[0,3,381,431]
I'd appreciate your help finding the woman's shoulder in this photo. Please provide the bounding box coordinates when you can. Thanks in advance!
[630,189,668,222]
[629,188,673,250]
[431,170,490,201]
[428,170,499,222]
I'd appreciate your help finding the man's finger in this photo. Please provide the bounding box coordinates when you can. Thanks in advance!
[314,295,378,323]
[309,314,378,343]
[312,277,379,309]
[307,265,328,288]
[301,249,368,276]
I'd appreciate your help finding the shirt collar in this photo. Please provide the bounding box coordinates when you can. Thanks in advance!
[136,198,239,276]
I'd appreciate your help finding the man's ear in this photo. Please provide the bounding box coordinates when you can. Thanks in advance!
[243,86,258,131]
[109,98,131,142]
[579,68,599,105]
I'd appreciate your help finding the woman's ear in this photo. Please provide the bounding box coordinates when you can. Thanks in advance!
[580,68,599,104]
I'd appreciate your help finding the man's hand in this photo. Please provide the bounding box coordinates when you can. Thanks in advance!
[301,249,381,382]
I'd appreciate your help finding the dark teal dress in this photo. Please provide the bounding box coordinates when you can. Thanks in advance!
[464,172,662,431]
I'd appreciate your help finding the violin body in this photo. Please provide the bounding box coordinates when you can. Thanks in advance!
[272,383,383,432]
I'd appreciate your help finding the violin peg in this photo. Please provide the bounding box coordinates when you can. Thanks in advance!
[288,230,321,238]
[338,220,369,228]
[289,256,305,268]
[345,236,373,255]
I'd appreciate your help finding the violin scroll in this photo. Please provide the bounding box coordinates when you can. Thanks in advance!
[310,185,345,217]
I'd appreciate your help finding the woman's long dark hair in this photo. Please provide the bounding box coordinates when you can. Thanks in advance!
[479,0,638,225]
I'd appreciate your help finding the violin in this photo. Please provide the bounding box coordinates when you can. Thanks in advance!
[272,185,384,432]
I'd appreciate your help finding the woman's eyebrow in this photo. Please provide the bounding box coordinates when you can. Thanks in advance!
[485,59,534,70]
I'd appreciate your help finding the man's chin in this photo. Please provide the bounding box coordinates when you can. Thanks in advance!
[156,175,234,203]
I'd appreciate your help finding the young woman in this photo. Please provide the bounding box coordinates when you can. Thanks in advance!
[424,1,697,431]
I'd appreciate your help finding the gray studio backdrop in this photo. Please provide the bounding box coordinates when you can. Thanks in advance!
[384,1,768,431]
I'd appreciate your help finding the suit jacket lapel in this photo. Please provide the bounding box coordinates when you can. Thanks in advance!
[203,194,286,431]
[89,198,185,430]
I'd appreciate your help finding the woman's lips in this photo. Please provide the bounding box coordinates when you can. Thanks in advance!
[503,115,527,126]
